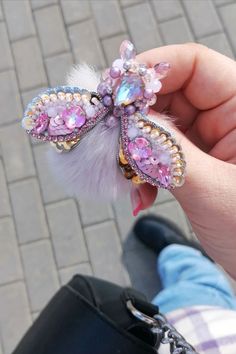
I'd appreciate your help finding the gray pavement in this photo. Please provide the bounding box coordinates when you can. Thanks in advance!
[0,0,235,352]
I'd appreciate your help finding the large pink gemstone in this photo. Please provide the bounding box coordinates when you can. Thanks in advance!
[137,161,171,187]
[62,106,86,129]
[128,137,152,161]
[34,113,49,134]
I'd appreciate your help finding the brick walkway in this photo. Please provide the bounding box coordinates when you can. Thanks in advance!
[0,0,235,352]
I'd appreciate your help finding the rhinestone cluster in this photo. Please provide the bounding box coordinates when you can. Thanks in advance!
[98,40,170,122]
[120,113,185,188]
[22,87,108,142]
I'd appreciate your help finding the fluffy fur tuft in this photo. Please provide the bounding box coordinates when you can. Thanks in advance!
[67,63,101,92]
[48,63,131,201]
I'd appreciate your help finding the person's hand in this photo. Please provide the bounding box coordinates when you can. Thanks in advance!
[134,43,236,279]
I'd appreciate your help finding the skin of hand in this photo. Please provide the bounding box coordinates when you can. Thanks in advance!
[134,43,236,279]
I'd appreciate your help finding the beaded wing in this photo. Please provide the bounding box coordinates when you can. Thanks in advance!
[21,40,186,200]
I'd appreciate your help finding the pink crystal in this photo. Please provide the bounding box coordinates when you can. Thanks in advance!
[137,161,171,187]
[47,106,58,118]
[128,137,152,161]
[120,40,136,60]
[154,62,170,79]
[34,113,49,134]
[145,78,162,93]
[62,106,86,129]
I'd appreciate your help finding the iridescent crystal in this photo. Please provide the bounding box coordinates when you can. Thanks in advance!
[62,106,86,129]
[137,161,171,187]
[22,116,35,131]
[120,40,136,60]
[114,74,144,106]
[128,137,152,161]
[34,113,49,134]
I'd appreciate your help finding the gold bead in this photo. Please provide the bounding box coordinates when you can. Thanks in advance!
[73,93,81,102]
[58,92,65,100]
[66,93,73,102]
[173,167,184,176]
[142,125,152,134]
[136,120,145,128]
[132,175,145,184]
[50,94,57,102]
[41,94,50,103]
[124,170,134,179]
[170,145,179,153]
[162,139,173,148]
[150,128,160,139]
[119,148,128,165]
[81,93,91,102]
[173,176,184,187]
[174,159,185,168]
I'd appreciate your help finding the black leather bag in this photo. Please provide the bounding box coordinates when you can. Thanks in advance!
[13,275,196,354]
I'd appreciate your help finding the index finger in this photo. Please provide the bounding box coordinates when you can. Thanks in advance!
[137,43,236,110]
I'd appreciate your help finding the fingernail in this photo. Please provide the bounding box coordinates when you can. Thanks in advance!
[130,187,142,217]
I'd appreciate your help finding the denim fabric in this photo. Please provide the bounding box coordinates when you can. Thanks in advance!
[152,244,236,314]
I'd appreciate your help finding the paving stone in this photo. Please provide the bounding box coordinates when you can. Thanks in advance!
[91,0,126,38]
[149,200,191,237]
[219,3,236,54]
[0,282,32,354]
[0,123,35,182]
[12,37,47,91]
[124,3,162,53]
[60,0,91,25]
[0,160,11,217]
[0,70,22,125]
[68,20,106,69]
[152,0,183,22]
[84,221,130,286]
[113,195,147,250]
[160,17,193,44]
[0,22,14,71]
[3,0,35,41]
[78,199,114,226]
[59,263,93,285]
[0,217,23,285]
[35,5,70,57]
[120,0,142,6]
[33,144,68,203]
[31,0,58,9]
[9,178,49,244]
[46,199,88,268]
[182,0,222,39]
[102,33,130,65]
[21,239,60,312]
[199,32,234,58]
[124,247,160,301]
[215,0,234,5]
[45,52,74,86]
[0,2,3,20]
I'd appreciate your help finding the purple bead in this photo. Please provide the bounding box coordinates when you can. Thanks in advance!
[113,106,124,117]
[97,82,107,96]
[110,66,121,79]
[144,88,154,99]
[125,104,136,116]
[102,95,113,107]
[140,105,150,115]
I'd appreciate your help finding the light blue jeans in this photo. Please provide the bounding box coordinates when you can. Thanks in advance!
[152,244,236,314]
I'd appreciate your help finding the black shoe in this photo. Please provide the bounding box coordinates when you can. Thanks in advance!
[133,214,212,260]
